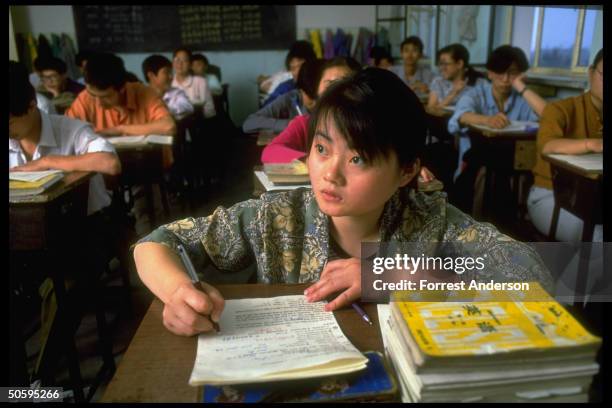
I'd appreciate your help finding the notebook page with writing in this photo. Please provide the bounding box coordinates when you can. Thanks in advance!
[189,295,367,386]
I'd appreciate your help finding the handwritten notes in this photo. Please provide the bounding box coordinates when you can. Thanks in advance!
[189,295,367,386]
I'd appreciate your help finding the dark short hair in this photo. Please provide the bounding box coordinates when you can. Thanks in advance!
[142,54,172,82]
[486,45,529,74]
[173,47,192,61]
[296,58,324,100]
[37,56,68,75]
[401,36,424,55]
[84,52,127,90]
[192,53,209,65]
[308,67,426,168]
[32,57,44,72]
[591,48,603,69]
[370,46,393,66]
[437,43,484,86]
[75,50,94,68]
[10,60,36,117]
[285,40,316,69]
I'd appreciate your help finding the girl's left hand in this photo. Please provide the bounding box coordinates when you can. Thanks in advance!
[304,258,361,312]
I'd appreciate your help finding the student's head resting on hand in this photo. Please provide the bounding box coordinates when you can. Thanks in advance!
[142,54,173,94]
[486,45,529,98]
[9,60,39,141]
[588,48,603,107]
[83,52,128,109]
[306,67,425,219]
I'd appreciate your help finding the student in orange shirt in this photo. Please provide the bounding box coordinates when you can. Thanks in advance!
[65,52,175,138]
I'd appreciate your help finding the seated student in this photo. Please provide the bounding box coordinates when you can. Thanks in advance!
[261,57,362,163]
[171,48,216,119]
[142,54,194,121]
[528,49,603,242]
[447,45,547,183]
[243,58,322,135]
[132,68,553,336]
[191,53,222,96]
[66,52,175,137]
[428,43,485,110]
[75,49,94,85]
[262,41,317,107]
[36,56,85,114]
[389,36,434,96]
[368,46,393,69]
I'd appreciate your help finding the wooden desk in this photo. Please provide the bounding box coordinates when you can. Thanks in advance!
[467,125,537,223]
[102,284,384,402]
[10,171,94,400]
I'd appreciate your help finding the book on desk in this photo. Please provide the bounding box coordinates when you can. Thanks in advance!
[379,282,601,402]
[9,170,64,197]
[471,120,539,134]
[106,134,173,146]
[263,160,310,185]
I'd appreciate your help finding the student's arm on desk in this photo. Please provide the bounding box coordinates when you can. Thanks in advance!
[242,94,292,134]
[134,242,224,336]
[538,104,603,154]
[99,116,176,137]
[448,88,508,132]
[10,152,121,175]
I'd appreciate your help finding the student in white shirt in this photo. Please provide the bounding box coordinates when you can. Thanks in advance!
[142,54,194,121]
[171,48,216,119]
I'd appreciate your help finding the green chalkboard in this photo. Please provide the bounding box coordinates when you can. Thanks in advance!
[73,5,296,53]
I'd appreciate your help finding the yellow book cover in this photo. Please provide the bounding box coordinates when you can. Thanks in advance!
[391,282,601,358]
[9,173,63,196]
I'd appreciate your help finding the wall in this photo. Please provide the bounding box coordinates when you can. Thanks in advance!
[9,10,18,61]
[10,5,376,125]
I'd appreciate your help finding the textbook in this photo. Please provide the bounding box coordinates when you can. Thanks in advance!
[9,170,64,197]
[263,160,310,185]
[379,282,601,402]
[201,351,398,402]
[188,295,368,386]
[106,134,173,146]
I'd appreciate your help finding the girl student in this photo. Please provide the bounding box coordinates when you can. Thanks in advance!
[133,68,553,336]
[427,43,485,110]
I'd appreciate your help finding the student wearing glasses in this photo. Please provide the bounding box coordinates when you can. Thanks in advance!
[36,56,85,114]
[427,43,485,110]
[528,49,603,242]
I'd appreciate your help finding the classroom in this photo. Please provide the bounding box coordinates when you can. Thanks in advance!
[8,4,607,403]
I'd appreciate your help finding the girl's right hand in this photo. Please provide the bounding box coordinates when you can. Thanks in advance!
[485,113,510,129]
[162,281,225,336]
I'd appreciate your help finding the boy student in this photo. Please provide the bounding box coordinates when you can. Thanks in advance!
[243,58,322,135]
[36,56,85,114]
[447,45,547,186]
[262,40,317,107]
[171,48,216,119]
[191,53,222,96]
[427,43,485,110]
[132,68,553,337]
[528,49,603,242]
[389,36,434,96]
[261,57,361,163]
[368,46,393,70]
[142,54,194,121]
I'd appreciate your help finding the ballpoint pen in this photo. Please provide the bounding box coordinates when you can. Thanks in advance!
[177,244,220,333]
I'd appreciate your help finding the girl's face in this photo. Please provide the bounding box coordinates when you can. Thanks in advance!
[308,116,416,218]
[401,43,422,66]
[317,66,351,96]
[438,53,464,81]
[173,51,191,77]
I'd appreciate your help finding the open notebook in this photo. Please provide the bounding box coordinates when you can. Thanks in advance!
[106,135,173,146]
[471,120,539,134]
[189,295,368,386]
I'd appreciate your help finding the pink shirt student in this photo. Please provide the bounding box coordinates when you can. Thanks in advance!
[261,114,310,163]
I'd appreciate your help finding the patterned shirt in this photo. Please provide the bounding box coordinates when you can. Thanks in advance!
[447,80,539,134]
[136,188,554,292]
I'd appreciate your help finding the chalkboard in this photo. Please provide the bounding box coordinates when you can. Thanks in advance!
[73,5,296,53]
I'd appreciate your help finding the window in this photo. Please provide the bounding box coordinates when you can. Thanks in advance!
[511,6,602,74]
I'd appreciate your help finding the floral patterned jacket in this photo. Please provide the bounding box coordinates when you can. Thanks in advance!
[136,188,554,292]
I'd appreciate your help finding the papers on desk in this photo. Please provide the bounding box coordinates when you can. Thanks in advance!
[546,153,603,172]
[379,282,601,402]
[472,120,539,133]
[189,295,368,386]
[9,170,64,197]
[255,171,311,192]
[106,135,173,146]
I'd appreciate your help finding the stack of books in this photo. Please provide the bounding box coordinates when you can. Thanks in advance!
[9,170,64,198]
[379,282,601,402]
[263,160,310,185]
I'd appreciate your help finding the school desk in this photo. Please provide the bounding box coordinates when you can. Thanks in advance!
[9,171,95,401]
[467,124,537,224]
[101,284,384,402]
[543,153,603,303]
